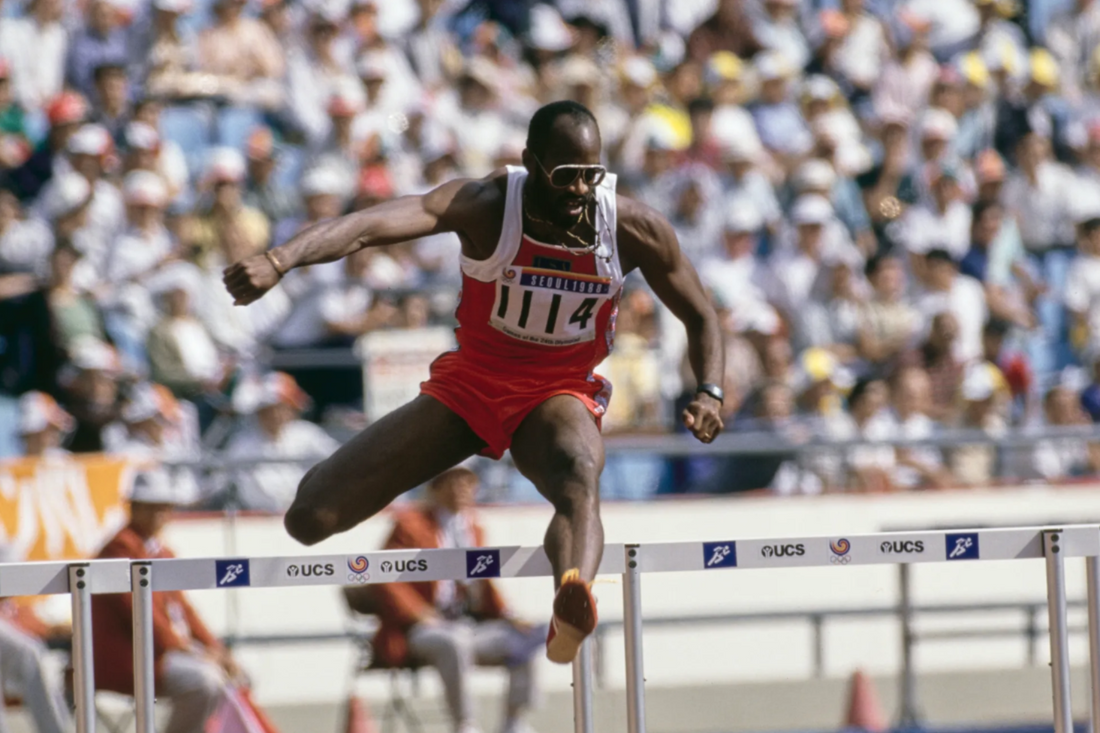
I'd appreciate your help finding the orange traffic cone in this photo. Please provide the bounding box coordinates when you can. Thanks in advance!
[344,695,378,733]
[844,670,887,732]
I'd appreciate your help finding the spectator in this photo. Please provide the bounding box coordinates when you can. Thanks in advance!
[37,123,125,245]
[600,288,662,432]
[916,249,988,363]
[224,372,339,510]
[832,0,888,96]
[703,207,780,338]
[954,54,997,160]
[4,91,88,203]
[768,195,854,320]
[825,376,898,492]
[720,137,781,238]
[1047,0,1100,104]
[949,361,1008,486]
[105,171,173,283]
[61,337,123,452]
[794,261,864,361]
[901,164,972,265]
[892,366,951,489]
[750,52,812,161]
[686,0,762,63]
[46,240,107,355]
[122,118,189,205]
[286,8,357,146]
[188,148,271,273]
[0,0,67,113]
[752,0,809,71]
[901,311,965,422]
[873,15,937,122]
[960,199,1036,329]
[147,265,224,402]
[857,254,921,367]
[141,0,204,102]
[664,164,724,263]
[90,62,131,142]
[242,127,300,223]
[93,470,237,733]
[66,0,129,101]
[18,391,73,457]
[0,57,30,170]
[994,49,1072,163]
[1031,383,1099,480]
[358,463,541,733]
[0,190,54,280]
[196,0,285,109]
[1066,214,1100,357]
[305,82,365,197]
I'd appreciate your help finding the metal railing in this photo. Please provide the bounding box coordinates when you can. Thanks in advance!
[2,525,1099,733]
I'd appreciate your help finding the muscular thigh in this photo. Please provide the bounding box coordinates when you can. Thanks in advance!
[509,394,605,496]
[298,394,486,523]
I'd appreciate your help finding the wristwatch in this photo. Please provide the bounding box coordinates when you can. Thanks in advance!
[696,383,724,405]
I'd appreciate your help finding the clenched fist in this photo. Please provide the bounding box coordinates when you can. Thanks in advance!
[682,394,724,444]
[223,253,282,305]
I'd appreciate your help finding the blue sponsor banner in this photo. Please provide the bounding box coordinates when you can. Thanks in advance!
[215,559,251,587]
[466,549,501,578]
[702,542,737,569]
[945,533,980,560]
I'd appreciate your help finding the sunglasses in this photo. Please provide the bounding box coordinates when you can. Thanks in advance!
[533,156,607,189]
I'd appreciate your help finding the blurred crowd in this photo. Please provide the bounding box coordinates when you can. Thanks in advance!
[7,0,1100,497]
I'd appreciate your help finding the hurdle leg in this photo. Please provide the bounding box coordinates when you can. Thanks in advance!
[1087,556,1100,732]
[132,561,156,733]
[623,545,646,733]
[1044,529,1073,733]
[69,564,95,733]
[572,639,594,733]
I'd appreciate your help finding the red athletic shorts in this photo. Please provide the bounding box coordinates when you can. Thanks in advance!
[420,351,612,460]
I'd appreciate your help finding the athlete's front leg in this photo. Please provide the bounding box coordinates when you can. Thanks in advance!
[510,394,604,663]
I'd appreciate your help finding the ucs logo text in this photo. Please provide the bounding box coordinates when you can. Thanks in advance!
[287,563,335,578]
[880,540,925,554]
[379,559,428,573]
[761,544,805,558]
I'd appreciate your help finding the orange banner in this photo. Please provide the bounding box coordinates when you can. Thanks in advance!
[0,455,134,561]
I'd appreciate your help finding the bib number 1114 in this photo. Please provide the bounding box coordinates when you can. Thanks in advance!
[496,285,598,336]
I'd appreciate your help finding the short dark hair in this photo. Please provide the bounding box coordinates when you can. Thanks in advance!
[925,248,956,266]
[688,97,715,116]
[864,253,897,279]
[971,199,1001,222]
[93,61,127,82]
[526,100,599,159]
[847,376,882,410]
[983,318,1011,337]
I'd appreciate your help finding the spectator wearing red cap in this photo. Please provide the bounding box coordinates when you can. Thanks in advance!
[0,0,67,113]
[187,147,271,273]
[2,91,87,202]
[224,372,340,510]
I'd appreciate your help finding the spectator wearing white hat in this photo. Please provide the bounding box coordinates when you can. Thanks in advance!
[122,118,189,205]
[891,366,951,489]
[663,163,726,264]
[196,0,285,109]
[93,469,239,733]
[791,156,874,257]
[41,123,125,242]
[188,148,271,273]
[61,336,124,452]
[767,194,848,319]
[702,206,780,338]
[793,259,865,362]
[224,372,340,510]
[18,391,73,457]
[146,265,224,403]
[831,0,888,95]
[0,0,67,113]
[749,52,813,160]
[948,360,1009,486]
[442,59,514,177]
[140,0,205,103]
[103,171,173,283]
[721,136,781,238]
[286,8,357,147]
[273,165,349,259]
[752,0,810,71]
[36,171,106,294]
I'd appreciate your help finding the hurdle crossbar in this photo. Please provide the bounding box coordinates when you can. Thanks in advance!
[0,525,1096,733]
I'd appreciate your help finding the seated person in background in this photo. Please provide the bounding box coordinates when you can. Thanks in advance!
[223,372,339,511]
[61,337,124,453]
[0,548,72,733]
[93,471,237,733]
[891,367,951,489]
[1031,383,1100,481]
[362,464,541,733]
[18,391,73,458]
[948,362,1009,487]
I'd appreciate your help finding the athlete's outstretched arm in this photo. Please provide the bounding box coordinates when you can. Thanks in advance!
[617,196,725,443]
[223,177,486,305]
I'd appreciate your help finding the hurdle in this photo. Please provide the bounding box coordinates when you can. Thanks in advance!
[0,525,1097,733]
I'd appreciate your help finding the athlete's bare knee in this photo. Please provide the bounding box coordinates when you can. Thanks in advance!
[284,465,338,545]
[544,452,601,515]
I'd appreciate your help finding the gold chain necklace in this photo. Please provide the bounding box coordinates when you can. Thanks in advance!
[522,189,606,257]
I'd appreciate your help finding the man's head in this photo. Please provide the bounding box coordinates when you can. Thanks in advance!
[128,471,178,539]
[865,253,905,301]
[971,199,1003,248]
[1045,384,1083,425]
[19,392,72,456]
[87,0,118,35]
[301,166,346,221]
[931,165,961,210]
[123,170,168,231]
[929,310,959,350]
[68,124,112,182]
[93,62,129,115]
[893,366,931,418]
[982,318,1010,361]
[246,372,310,440]
[790,195,832,255]
[427,465,478,514]
[925,248,958,290]
[848,376,888,422]
[205,147,246,210]
[522,100,603,227]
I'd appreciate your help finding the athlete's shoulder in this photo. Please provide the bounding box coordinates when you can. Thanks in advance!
[426,168,509,223]
[615,192,679,272]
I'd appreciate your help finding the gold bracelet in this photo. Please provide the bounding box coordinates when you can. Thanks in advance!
[264,250,287,277]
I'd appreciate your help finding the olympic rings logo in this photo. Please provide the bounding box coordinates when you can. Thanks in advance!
[829,538,852,565]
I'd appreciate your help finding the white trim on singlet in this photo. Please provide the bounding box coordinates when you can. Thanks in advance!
[458,165,622,283]
[459,166,526,283]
